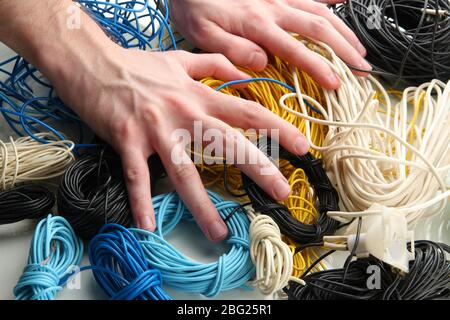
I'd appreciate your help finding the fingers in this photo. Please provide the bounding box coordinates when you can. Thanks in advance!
[121,149,155,231]
[205,117,292,201]
[175,50,250,81]
[195,23,268,71]
[287,0,367,56]
[157,138,228,242]
[248,23,340,89]
[207,91,309,155]
[277,8,371,73]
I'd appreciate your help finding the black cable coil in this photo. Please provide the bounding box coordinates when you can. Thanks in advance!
[285,240,450,300]
[241,139,340,245]
[57,151,132,239]
[0,184,55,225]
[334,0,450,86]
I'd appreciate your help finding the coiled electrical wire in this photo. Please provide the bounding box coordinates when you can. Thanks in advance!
[132,190,255,297]
[0,0,177,146]
[88,223,172,300]
[0,184,55,225]
[285,240,450,300]
[14,215,84,300]
[334,0,450,86]
[57,151,132,239]
[242,139,340,245]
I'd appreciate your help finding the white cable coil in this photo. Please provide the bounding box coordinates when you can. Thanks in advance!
[0,133,75,191]
[278,38,449,227]
[247,208,293,296]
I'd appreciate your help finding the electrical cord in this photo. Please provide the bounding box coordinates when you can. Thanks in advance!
[334,0,450,86]
[57,150,132,239]
[0,184,55,225]
[242,139,340,245]
[246,207,293,296]
[14,215,83,300]
[88,223,172,300]
[131,190,255,297]
[285,240,450,300]
[0,133,75,191]
[197,56,327,194]
[278,38,450,227]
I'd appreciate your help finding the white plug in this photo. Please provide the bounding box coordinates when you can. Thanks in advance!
[324,204,415,273]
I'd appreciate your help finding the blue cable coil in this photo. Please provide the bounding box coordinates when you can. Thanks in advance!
[88,190,255,298]
[132,190,255,297]
[14,215,84,300]
[88,224,172,300]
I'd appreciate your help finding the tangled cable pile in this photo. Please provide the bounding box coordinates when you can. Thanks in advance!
[279,39,450,226]
[0,134,75,190]
[0,185,54,225]
[0,0,176,145]
[88,223,171,300]
[131,190,254,297]
[334,0,450,86]
[58,152,132,239]
[14,215,83,300]
[197,56,327,193]
[285,240,450,300]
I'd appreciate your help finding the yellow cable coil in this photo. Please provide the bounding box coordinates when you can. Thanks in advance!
[197,57,329,276]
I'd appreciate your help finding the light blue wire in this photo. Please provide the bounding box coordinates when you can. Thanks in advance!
[14,215,84,300]
[131,190,255,297]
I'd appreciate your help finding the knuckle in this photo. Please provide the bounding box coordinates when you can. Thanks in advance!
[310,16,331,34]
[314,4,331,17]
[124,167,141,185]
[241,103,263,127]
[110,119,133,143]
[248,10,266,25]
[171,163,197,183]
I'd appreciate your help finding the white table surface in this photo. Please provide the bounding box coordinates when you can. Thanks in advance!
[0,43,448,300]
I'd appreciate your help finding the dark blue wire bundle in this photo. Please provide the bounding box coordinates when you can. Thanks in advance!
[14,215,84,300]
[78,0,178,51]
[132,190,255,297]
[0,0,177,146]
[88,223,172,300]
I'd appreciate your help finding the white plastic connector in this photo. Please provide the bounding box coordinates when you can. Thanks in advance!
[324,204,415,273]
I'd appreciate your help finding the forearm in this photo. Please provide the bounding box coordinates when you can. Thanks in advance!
[0,0,117,101]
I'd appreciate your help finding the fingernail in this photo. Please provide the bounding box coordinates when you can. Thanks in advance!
[249,52,266,70]
[328,73,340,87]
[294,136,309,155]
[273,178,291,200]
[207,220,228,242]
[360,58,372,72]
[357,43,367,56]
[139,215,154,231]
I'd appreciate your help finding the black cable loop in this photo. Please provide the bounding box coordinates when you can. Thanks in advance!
[241,138,340,245]
[285,240,450,300]
[334,0,450,86]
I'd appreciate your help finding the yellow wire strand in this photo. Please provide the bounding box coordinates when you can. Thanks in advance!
[196,56,328,277]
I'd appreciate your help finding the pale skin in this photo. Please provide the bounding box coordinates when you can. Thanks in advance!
[0,0,369,242]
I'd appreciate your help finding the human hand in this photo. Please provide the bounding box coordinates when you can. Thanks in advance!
[170,0,371,89]
[53,47,309,242]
